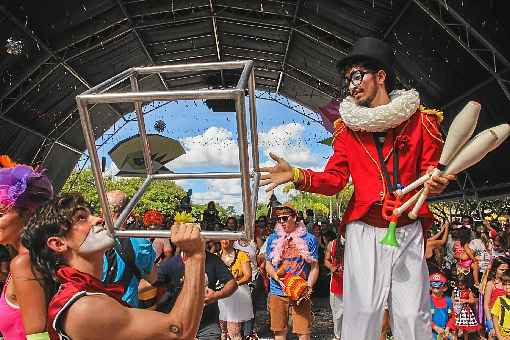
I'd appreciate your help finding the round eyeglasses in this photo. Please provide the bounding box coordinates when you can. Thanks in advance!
[341,69,373,97]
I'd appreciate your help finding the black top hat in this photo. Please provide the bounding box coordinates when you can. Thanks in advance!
[336,37,395,76]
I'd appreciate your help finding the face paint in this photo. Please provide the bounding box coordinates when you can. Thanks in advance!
[78,224,115,255]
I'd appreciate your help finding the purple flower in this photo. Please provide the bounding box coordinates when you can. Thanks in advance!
[0,165,50,209]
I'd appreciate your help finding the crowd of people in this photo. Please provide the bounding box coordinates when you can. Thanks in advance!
[0,154,341,340]
[425,216,510,340]
[3,35,510,340]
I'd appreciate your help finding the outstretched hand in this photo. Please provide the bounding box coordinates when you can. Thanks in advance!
[260,153,293,192]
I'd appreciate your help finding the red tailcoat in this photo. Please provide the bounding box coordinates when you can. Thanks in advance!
[296,109,444,230]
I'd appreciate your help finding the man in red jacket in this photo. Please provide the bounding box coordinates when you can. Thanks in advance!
[261,37,454,340]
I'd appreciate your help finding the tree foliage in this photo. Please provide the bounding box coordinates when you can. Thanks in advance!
[255,183,354,220]
[429,197,510,222]
[62,169,186,216]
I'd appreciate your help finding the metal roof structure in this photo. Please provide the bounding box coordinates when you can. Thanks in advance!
[0,0,509,199]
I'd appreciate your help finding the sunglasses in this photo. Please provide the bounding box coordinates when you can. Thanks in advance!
[276,215,294,223]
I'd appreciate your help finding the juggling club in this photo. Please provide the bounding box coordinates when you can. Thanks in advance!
[408,125,508,219]
[395,101,480,198]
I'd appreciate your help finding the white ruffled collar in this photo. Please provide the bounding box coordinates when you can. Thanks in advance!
[339,89,420,132]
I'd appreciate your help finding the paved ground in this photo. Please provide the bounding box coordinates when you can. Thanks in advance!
[254,296,336,340]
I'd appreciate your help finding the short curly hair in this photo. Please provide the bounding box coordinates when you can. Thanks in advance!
[22,192,90,300]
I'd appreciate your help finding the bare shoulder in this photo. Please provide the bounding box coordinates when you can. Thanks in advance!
[64,294,129,339]
[10,253,34,277]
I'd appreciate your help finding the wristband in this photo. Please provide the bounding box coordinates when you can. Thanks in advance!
[291,167,302,184]
[26,332,50,340]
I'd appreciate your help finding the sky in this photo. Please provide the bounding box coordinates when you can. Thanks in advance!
[77,92,334,213]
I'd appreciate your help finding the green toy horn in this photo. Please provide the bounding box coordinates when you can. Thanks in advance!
[380,220,399,247]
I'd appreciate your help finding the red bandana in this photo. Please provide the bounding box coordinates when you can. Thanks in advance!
[47,266,126,340]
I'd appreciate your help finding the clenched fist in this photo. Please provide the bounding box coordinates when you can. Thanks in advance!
[170,223,205,258]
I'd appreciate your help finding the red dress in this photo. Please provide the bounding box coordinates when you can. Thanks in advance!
[328,239,343,296]
[448,287,480,332]
[47,266,126,340]
[295,109,443,232]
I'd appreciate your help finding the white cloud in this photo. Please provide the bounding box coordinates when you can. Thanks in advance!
[258,123,320,168]
[191,179,242,210]
[168,123,323,171]
[168,127,239,169]
[168,123,326,212]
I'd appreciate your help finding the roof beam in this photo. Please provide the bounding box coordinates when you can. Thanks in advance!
[0,63,63,117]
[147,33,214,47]
[218,17,347,55]
[0,6,127,122]
[208,0,224,86]
[383,0,413,39]
[0,115,83,155]
[413,0,510,104]
[0,54,52,103]
[442,68,510,110]
[246,62,337,99]
[223,31,287,45]
[115,0,168,90]
[277,0,302,94]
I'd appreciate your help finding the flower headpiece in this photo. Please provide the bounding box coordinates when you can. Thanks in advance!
[0,155,54,210]
[143,209,165,227]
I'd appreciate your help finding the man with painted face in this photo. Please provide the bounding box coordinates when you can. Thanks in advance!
[23,193,206,340]
[261,37,454,339]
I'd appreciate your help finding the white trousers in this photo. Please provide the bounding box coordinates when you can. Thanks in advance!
[341,220,432,340]
[330,293,343,338]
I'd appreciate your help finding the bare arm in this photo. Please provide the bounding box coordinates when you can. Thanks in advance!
[236,260,252,286]
[307,261,319,288]
[205,279,237,305]
[429,223,446,241]
[467,291,477,304]
[323,241,335,272]
[265,260,284,287]
[464,243,477,261]
[438,223,449,245]
[484,280,493,320]
[10,253,47,334]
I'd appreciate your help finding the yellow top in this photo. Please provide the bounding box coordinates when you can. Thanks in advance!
[491,295,510,337]
[230,250,249,281]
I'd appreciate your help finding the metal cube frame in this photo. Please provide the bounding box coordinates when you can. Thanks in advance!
[76,60,260,240]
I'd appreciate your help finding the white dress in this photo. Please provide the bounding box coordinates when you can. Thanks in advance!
[218,284,253,322]
[217,250,254,322]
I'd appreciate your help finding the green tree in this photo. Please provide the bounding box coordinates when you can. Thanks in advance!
[253,183,354,220]
[62,169,186,216]
[255,203,270,219]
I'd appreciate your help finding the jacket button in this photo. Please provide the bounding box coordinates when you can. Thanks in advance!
[379,191,384,198]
